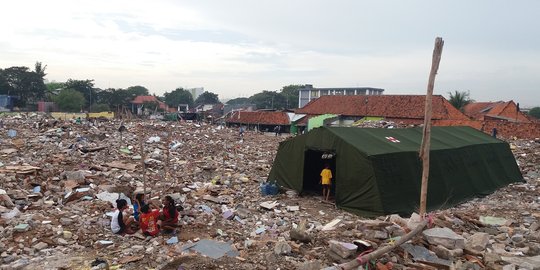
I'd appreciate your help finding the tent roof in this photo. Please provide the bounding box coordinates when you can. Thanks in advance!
[323,126,502,156]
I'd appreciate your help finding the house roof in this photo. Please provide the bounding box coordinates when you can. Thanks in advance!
[226,111,290,125]
[463,101,530,122]
[295,95,469,120]
[131,95,175,112]
[132,96,160,104]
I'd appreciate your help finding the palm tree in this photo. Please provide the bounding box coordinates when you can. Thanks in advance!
[448,91,473,111]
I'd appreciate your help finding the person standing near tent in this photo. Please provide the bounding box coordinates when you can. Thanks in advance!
[320,164,332,201]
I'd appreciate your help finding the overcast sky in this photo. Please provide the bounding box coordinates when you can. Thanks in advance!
[1,0,539,106]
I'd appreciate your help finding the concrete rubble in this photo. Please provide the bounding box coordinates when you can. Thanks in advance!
[0,113,538,269]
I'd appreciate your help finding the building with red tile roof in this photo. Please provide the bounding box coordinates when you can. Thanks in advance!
[463,101,530,123]
[225,110,292,132]
[131,95,176,113]
[295,95,469,121]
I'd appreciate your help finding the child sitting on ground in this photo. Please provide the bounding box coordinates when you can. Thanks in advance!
[160,195,179,234]
[111,199,135,235]
[133,193,146,222]
[139,204,160,237]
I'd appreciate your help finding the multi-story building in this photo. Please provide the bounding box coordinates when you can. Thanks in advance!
[298,84,384,108]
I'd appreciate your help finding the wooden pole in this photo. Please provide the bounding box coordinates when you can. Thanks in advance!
[320,38,444,270]
[139,126,147,196]
[419,37,444,216]
[322,220,429,270]
[165,126,171,185]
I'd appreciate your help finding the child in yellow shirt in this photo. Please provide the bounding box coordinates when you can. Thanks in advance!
[320,164,332,201]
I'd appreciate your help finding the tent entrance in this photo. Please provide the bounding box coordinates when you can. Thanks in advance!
[302,149,336,197]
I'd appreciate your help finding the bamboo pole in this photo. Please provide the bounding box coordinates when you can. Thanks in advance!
[419,37,444,216]
[320,38,444,270]
[322,220,429,270]
[139,126,147,196]
[165,126,171,184]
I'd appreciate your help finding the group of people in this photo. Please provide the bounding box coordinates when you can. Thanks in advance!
[111,194,179,237]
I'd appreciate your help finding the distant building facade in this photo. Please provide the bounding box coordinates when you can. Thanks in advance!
[187,87,204,101]
[297,84,384,108]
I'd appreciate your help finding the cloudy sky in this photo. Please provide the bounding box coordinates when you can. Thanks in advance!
[1,0,539,106]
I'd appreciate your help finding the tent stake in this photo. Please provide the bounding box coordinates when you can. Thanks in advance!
[419,37,444,216]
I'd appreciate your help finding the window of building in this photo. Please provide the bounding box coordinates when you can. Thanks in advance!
[346,89,355,95]
[335,89,344,95]
[320,90,329,96]
[311,90,319,98]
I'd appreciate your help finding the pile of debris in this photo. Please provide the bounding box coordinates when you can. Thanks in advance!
[0,113,538,269]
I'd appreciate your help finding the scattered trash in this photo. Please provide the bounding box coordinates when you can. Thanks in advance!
[479,216,508,226]
[7,129,17,137]
[321,218,342,231]
[166,236,179,245]
[178,239,239,259]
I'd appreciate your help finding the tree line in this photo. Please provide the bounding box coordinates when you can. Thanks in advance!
[0,62,221,112]
[3,62,535,117]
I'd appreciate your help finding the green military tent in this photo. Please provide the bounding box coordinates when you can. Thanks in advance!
[268,126,523,217]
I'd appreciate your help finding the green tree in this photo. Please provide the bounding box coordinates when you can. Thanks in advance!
[164,88,194,108]
[45,81,64,101]
[96,88,131,109]
[54,89,85,112]
[447,90,474,111]
[64,79,95,108]
[0,66,46,106]
[126,85,149,97]
[280,84,301,109]
[249,91,286,110]
[226,97,250,105]
[528,107,540,119]
[195,91,220,105]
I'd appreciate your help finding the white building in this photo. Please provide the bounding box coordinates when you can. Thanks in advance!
[298,84,384,108]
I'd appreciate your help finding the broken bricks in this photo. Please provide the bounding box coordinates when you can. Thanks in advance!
[0,115,538,269]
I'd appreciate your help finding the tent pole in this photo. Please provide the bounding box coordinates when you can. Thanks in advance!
[419,37,444,216]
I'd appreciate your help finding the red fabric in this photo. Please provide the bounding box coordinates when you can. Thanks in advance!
[140,210,160,236]
[162,206,179,223]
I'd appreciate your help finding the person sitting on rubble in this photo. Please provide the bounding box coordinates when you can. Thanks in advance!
[133,193,146,222]
[160,195,179,234]
[139,204,161,237]
[111,199,135,235]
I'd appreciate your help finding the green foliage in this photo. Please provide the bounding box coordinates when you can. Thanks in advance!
[64,79,95,108]
[249,91,286,110]
[195,91,220,105]
[46,82,64,91]
[447,90,474,111]
[0,65,47,106]
[280,84,301,109]
[126,85,149,97]
[226,97,250,105]
[96,88,131,109]
[90,103,110,112]
[164,88,193,108]
[528,107,540,119]
[54,89,85,112]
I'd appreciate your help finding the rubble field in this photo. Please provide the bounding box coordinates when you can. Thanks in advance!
[0,114,539,270]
